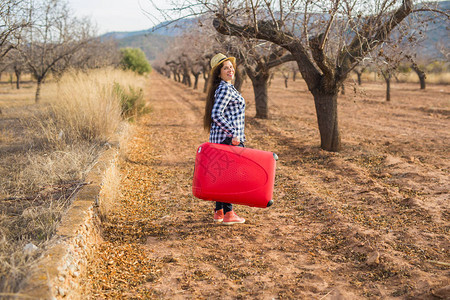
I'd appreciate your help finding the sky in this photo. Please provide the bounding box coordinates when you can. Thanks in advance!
[67,0,170,34]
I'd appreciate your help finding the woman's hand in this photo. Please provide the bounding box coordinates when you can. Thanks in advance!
[231,136,240,145]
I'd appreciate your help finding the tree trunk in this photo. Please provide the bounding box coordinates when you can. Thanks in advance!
[35,79,42,103]
[15,69,21,89]
[418,74,426,90]
[251,73,270,119]
[203,74,208,93]
[312,91,341,152]
[385,77,391,102]
[411,65,426,90]
[184,72,191,87]
[234,67,245,92]
[193,73,199,89]
[356,71,362,85]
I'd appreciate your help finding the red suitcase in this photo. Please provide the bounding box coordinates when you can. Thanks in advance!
[192,142,277,208]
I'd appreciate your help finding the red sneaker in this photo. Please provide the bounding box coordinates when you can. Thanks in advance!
[214,209,224,222]
[223,210,245,225]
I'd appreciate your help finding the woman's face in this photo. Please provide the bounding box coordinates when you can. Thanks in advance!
[220,60,235,83]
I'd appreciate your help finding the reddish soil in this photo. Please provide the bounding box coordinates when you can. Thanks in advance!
[82,72,449,299]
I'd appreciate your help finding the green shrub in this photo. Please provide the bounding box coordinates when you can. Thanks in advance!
[119,48,152,75]
[113,82,146,119]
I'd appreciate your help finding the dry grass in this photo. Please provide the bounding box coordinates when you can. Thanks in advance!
[97,123,132,222]
[425,72,450,84]
[31,68,142,147]
[0,68,146,294]
[98,157,121,222]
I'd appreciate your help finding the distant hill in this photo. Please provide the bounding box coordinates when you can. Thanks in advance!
[101,32,172,61]
[413,1,450,59]
[99,18,197,61]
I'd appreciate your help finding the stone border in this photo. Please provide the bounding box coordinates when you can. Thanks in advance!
[21,145,118,299]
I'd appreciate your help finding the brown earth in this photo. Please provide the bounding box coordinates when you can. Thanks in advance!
[81,72,449,299]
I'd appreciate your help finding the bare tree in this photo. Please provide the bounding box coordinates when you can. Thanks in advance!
[231,40,293,118]
[410,62,426,89]
[4,49,26,89]
[70,38,121,70]
[0,0,30,62]
[281,68,289,88]
[353,66,366,85]
[435,41,449,61]
[287,61,298,82]
[380,69,393,101]
[50,22,107,80]
[18,0,93,102]
[369,12,429,102]
[154,20,226,93]
[153,0,447,151]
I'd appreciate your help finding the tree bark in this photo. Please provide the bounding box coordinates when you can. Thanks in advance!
[382,73,391,102]
[35,78,42,103]
[182,68,191,87]
[14,68,21,90]
[411,64,426,90]
[250,72,270,119]
[386,78,391,102]
[192,73,199,89]
[312,91,341,151]
[234,67,245,92]
[355,71,363,85]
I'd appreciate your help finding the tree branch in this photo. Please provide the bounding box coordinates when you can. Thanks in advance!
[319,0,340,51]
[339,0,414,77]
[266,53,294,69]
[412,8,450,18]
[213,14,322,88]
[309,34,335,88]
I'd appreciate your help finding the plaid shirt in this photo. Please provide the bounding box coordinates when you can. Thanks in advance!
[209,80,246,144]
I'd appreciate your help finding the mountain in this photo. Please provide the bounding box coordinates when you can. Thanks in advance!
[413,1,450,59]
[100,31,172,61]
[99,18,198,61]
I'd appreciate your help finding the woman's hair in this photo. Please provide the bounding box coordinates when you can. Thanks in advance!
[203,64,224,130]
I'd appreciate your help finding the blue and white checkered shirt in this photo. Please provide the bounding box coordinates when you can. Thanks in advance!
[209,80,246,144]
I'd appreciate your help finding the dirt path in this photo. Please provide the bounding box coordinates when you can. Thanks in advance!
[82,73,449,299]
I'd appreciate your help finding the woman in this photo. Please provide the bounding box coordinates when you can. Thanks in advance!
[204,53,246,225]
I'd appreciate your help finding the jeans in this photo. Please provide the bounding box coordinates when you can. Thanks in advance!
[215,137,244,214]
